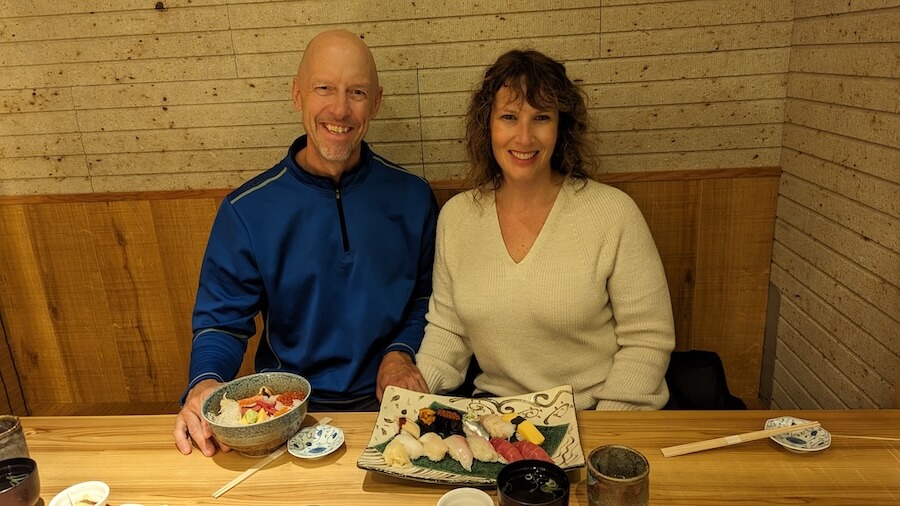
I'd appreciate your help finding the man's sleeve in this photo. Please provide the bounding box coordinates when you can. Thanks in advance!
[183,199,263,401]
[384,191,438,360]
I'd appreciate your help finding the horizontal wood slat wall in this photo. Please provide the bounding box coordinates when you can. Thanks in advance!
[0,168,779,415]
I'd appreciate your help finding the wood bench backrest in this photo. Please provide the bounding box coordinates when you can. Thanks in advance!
[0,168,779,415]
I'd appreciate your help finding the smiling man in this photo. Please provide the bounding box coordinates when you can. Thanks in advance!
[174,30,437,457]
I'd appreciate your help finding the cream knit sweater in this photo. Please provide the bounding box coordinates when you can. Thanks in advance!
[416,178,675,410]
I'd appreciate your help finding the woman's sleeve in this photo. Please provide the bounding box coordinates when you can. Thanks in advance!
[415,205,473,394]
[596,196,676,410]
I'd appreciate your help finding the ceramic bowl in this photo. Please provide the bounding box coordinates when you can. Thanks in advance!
[437,487,494,506]
[202,372,312,457]
[0,458,40,506]
[765,416,831,453]
[48,480,110,506]
[288,423,345,459]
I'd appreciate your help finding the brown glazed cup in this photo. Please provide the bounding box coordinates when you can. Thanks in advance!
[587,445,649,506]
[0,417,28,461]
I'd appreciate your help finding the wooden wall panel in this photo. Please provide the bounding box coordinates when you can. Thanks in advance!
[1,1,792,193]
[613,180,700,350]
[0,169,778,414]
[691,177,779,401]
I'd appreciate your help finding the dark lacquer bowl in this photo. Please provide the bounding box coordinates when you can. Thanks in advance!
[0,457,40,506]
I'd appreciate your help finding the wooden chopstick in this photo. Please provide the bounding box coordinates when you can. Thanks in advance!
[660,420,820,457]
[212,416,332,498]
[212,446,286,498]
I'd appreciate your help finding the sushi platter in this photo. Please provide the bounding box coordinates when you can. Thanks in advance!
[356,385,585,486]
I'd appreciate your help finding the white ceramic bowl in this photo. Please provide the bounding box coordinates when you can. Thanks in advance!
[437,487,493,506]
[49,481,110,506]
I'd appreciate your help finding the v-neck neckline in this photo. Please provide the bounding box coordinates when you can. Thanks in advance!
[492,184,564,266]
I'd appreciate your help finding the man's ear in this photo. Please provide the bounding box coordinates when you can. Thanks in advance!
[370,86,383,118]
[291,76,303,112]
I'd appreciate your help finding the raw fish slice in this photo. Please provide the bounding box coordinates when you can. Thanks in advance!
[400,417,421,438]
[466,434,505,463]
[490,438,524,463]
[383,437,412,467]
[418,432,449,462]
[463,413,491,440]
[393,432,425,460]
[443,434,474,471]
[480,414,515,439]
[513,440,554,463]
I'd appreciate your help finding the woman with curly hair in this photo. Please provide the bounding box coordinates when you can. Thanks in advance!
[416,50,675,410]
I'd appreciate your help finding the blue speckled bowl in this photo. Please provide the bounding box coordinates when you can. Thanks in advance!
[202,372,312,457]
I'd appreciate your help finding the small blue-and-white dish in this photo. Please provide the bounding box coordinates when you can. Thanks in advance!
[765,416,831,453]
[288,423,345,459]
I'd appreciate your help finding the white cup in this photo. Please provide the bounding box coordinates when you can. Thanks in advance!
[438,487,494,506]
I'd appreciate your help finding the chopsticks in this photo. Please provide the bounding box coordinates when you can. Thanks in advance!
[212,446,287,498]
[660,420,820,457]
[212,416,332,498]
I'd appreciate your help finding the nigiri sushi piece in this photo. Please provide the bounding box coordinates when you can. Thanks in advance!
[383,437,412,467]
[393,432,425,460]
[463,412,490,440]
[502,413,545,445]
[444,434,474,471]
[466,434,505,464]
[480,413,515,439]
[513,440,554,463]
[418,432,449,462]
[490,438,525,463]
[399,416,421,438]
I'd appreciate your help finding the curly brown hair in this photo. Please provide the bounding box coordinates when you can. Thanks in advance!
[465,49,594,191]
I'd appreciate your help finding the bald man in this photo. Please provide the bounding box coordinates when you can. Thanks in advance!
[174,30,437,456]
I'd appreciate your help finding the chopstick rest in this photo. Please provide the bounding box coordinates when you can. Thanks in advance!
[660,420,821,457]
[212,416,333,498]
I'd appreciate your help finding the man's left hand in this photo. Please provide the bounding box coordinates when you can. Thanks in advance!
[377,351,428,400]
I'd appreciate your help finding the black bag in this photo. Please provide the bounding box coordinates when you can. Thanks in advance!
[663,350,746,410]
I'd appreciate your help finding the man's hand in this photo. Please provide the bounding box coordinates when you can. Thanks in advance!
[376,351,429,400]
[173,379,231,456]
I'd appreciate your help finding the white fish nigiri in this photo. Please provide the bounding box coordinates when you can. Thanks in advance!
[383,437,412,468]
[393,432,425,460]
[444,434,474,471]
[400,418,421,439]
[480,413,515,440]
[418,432,449,462]
[466,434,505,464]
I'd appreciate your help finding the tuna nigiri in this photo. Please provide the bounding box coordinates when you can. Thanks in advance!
[513,440,554,463]
[443,434,474,471]
[490,437,525,463]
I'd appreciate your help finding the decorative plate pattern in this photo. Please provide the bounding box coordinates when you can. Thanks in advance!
[288,424,345,459]
[356,385,585,486]
[764,416,831,453]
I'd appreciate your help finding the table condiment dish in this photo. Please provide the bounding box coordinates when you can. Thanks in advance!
[48,480,110,506]
[288,421,345,459]
[765,416,831,453]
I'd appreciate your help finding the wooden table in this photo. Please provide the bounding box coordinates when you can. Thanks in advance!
[20,410,900,505]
